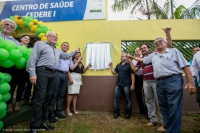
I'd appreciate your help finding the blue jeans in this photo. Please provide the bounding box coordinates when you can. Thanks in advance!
[48,71,68,118]
[156,74,183,133]
[114,86,132,115]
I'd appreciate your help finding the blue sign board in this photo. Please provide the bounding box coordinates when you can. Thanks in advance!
[0,0,105,22]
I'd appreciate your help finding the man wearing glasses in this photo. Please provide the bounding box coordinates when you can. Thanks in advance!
[0,19,20,113]
[0,19,20,45]
[26,31,80,133]
[130,37,196,133]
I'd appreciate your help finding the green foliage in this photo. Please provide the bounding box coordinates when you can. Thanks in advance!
[122,40,200,61]
[112,0,200,19]
[174,5,187,19]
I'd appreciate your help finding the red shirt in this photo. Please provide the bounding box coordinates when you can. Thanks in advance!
[136,60,155,80]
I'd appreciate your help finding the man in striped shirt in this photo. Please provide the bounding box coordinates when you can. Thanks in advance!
[0,19,20,46]
[0,19,20,113]
[128,44,165,132]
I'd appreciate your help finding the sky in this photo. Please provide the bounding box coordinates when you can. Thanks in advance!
[108,0,197,20]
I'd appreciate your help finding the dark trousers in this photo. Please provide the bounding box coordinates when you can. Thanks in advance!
[23,78,33,101]
[30,67,56,129]
[48,71,68,118]
[114,86,132,115]
[134,75,147,115]
[157,74,183,133]
[15,68,30,102]
[0,66,18,104]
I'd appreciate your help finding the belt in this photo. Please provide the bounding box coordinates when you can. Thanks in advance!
[157,74,180,80]
[57,70,68,74]
[37,67,56,72]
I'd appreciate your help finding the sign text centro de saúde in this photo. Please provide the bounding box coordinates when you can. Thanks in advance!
[0,0,105,22]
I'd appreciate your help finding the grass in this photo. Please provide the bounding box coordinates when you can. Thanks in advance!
[2,111,200,133]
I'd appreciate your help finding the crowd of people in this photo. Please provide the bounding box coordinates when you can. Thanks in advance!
[109,27,198,133]
[0,19,199,133]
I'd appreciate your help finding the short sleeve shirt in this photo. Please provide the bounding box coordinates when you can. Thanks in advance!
[70,61,84,74]
[57,59,73,72]
[143,48,188,79]
[136,61,155,80]
[115,62,134,87]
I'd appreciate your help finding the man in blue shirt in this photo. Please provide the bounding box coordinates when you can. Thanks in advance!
[142,37,196,133]
[190,48,200,105]
[48,42,81,123]
[109,53,135,119]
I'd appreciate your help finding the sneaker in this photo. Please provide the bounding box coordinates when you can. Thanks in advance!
[49,117,58,124]
[157,126,166,132]
[55,113,66,120]
[146,122,157,127]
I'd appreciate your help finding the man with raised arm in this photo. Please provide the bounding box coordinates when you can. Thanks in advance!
[26,31,80,133]
[128,36,195,133]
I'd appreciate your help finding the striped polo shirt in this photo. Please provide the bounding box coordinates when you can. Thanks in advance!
[0,32,20,46]
[136,54,155,80]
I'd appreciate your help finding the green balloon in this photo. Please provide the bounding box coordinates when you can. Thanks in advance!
[25,53,31,60]
[0,102,7,113]
[23,21,29,28]
[15,57,26,68]
[0,73,4,83]
[4,40,17,51]
[17,46,28,57]
[1,93,11,102]
[0,121,3,130]
[55,42,59,46]
[0,59,14,68]
[0,38,5,48]
[36,28,42,35]
[37,24,42,28]
[16,65,26,69]
[43,29,48,34]
[9,49,22,61]
[22,16,28,21]
[0,82,11,95]
[9,16,14,21]
[29,16,33,21]
[0,110,6,119]
[3,73,11,83]
[16,26,22,31]
[28,48,33,53]
[0,94,2,101]
[0,48,9,60]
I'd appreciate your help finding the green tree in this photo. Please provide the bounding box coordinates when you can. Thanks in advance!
[112,0,200,19]
[112,0,156,19]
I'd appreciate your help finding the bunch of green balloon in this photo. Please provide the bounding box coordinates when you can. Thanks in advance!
[0,38,32,69]
[0,17,59,46]
[0,72,12,130]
